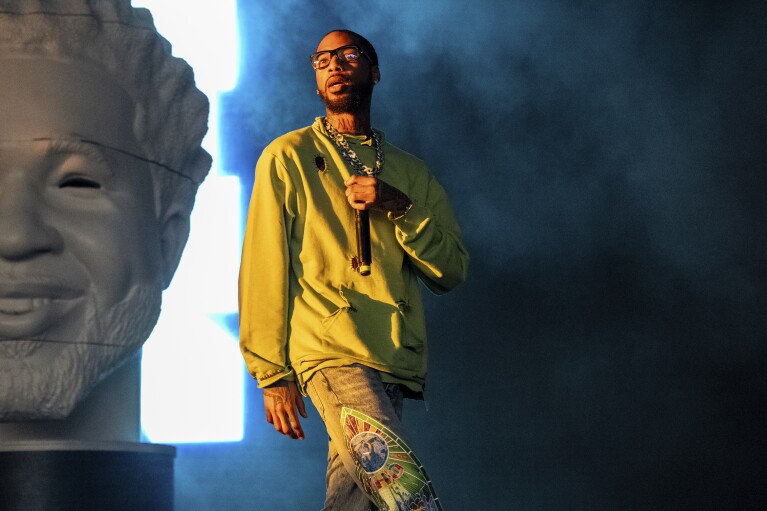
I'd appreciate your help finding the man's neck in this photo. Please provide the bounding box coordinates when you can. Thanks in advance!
[325,111,372,135]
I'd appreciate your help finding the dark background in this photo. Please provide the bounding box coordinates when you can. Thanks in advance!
[175,1,766,509]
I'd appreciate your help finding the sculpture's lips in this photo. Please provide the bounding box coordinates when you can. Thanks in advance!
[0,279,84,300]
[0,297,55,314]
[0,279,85,339]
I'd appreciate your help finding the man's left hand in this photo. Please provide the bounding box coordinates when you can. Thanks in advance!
[344,175,412,217]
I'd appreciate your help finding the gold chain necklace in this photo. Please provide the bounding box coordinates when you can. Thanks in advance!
[322,117,384,177]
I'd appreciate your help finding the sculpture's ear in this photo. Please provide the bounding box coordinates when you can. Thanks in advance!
[159,208,190,290]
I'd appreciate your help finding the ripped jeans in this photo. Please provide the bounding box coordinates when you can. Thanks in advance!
[305,365,443,511]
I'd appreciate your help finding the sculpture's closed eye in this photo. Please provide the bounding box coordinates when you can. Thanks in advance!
[59,176,101,189]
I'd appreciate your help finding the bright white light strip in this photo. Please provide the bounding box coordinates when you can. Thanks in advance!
[134,0,244,443]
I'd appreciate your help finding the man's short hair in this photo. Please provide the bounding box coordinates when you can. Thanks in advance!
[324,29,379,68]
[0,0,212,216]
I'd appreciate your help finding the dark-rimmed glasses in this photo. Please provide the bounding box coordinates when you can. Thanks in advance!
[310,45,370,70]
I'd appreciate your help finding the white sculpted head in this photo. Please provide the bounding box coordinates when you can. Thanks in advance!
[0,0,211,420]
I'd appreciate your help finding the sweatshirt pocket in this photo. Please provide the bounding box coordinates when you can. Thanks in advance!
[320,287,426,362]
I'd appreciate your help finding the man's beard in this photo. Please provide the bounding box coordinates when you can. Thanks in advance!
[0,283,162,421]
[320,81,373,114]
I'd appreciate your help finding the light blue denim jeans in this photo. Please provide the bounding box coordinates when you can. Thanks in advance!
[306,365,441,511]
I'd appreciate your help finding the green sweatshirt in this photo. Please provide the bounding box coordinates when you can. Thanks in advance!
[239,118,468,393]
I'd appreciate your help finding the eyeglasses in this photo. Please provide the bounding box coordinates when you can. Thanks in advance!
[310,45,370,70]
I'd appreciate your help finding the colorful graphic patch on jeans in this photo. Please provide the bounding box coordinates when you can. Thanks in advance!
[341,407,443,511]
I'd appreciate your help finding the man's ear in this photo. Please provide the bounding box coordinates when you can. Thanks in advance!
[372,66,380,84]
[159,209,190,290]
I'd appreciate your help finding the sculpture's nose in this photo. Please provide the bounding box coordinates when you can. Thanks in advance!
[0,175,64,261]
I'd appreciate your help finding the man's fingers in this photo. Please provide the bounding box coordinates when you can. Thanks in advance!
[274,408,297,438]
[296,395,308,419]
[344,175,376,186]
[345,179,378,204]
[282,416,298,439]
[346,188,376,209]
[285,397,305,440]
[262,382,306,440]
[271,409,284,433]
[287,412,304,440]
[266,404,303,439]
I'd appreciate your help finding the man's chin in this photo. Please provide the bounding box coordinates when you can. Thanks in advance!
[321,87,369,115]
[325,99,358,115]
[0,282,162,421]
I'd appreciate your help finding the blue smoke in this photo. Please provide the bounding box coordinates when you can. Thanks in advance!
[207,1,767,508]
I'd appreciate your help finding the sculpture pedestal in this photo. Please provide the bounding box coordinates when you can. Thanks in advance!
[0,441,175,511]
[0,355,174,510]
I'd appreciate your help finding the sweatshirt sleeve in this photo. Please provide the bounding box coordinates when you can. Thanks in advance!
[391,173,469,294]
[238,149,296,387]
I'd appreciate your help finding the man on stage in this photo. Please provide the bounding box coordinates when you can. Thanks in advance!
[239,29,468,510]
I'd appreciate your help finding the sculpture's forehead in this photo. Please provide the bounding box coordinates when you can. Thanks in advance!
[0,56,140,153]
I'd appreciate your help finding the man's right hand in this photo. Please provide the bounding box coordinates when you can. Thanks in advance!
[262,380,308,440]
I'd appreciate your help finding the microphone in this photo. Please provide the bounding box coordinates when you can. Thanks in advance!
[355,209,371,276]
